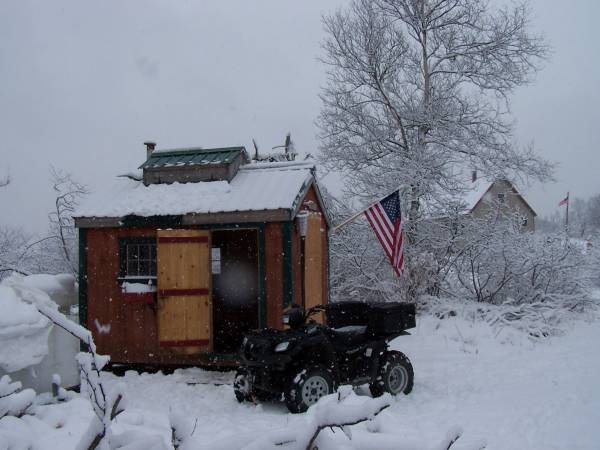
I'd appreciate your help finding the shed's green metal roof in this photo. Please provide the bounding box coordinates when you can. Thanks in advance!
[139,146,246,169]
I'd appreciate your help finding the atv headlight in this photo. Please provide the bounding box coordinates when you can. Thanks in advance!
[274,341,291,353]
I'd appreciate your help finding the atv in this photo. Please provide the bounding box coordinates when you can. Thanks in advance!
[234,301,416,413]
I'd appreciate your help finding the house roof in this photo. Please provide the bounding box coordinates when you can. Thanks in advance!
[464,179,490,212]
[465,179,537,217]
[75,161,330,226]
[139,146,246,169]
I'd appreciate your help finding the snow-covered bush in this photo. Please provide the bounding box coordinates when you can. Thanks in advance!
[451,218,593,307]
[429,215,598,336]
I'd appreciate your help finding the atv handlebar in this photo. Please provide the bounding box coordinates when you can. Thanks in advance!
[282,304,326,329]
[304,305,326,322]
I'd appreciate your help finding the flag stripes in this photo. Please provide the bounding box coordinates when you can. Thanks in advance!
[365,206,393,260]
[364,190,405,277]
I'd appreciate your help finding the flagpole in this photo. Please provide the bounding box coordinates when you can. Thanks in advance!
[332,194,385,233]
[565,191,569,229]
[332,208,368,233]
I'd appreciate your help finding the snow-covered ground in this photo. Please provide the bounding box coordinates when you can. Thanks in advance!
[2,308,599,450]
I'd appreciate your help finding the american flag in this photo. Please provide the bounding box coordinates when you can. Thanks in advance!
[364,190,405,276]
[558,194,569,207]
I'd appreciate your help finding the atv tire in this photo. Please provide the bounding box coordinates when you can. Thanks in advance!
[285,365,336,413]
[369,351,413,398]
[234,368,252,403]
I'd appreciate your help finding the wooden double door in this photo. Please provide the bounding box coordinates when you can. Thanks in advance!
[156,228,259,355]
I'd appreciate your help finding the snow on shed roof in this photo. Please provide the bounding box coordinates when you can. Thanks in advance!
[75,161,316,220]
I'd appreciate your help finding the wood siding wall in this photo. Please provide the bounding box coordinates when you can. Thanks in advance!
[86,227,169,364]
[264,223,284,329]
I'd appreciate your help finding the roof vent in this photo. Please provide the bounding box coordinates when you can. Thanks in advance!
[139,146,249,185]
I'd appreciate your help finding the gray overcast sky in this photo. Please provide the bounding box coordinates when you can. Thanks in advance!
[0,0,598,234]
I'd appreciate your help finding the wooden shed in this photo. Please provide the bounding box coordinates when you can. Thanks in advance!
[74,145,330,367]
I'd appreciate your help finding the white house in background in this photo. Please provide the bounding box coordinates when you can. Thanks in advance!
[464,175,537,232]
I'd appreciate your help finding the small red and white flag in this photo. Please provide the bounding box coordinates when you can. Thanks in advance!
[364,190,405,276]
[558,194,569,207]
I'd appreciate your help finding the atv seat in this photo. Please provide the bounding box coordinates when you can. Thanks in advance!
[328,325,369,349]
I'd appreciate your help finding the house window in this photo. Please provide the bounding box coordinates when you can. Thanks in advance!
[497,193,506,204]
[119,237,156,281]
[522,216,528,227]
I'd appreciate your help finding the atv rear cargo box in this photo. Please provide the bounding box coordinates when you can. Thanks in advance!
[326,301,416,335]
[326,301,370,329]
[367,303,416,335]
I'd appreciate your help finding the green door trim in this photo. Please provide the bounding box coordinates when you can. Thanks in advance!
[282,221,294,308]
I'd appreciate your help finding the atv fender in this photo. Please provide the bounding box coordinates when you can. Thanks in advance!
[287,340,339,381]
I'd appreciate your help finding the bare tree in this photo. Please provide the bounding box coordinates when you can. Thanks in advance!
[0,227,37,278]
[0,169,88,279]
[319,0,553,297]
[47,167,88,275]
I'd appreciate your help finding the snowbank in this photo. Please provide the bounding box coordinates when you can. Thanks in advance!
[21,274,76,311]
[0,274,79,390]
[0,276,56,373]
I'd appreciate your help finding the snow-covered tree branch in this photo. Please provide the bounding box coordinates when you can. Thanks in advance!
[0,168,88,280]
[32,295,125,450]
